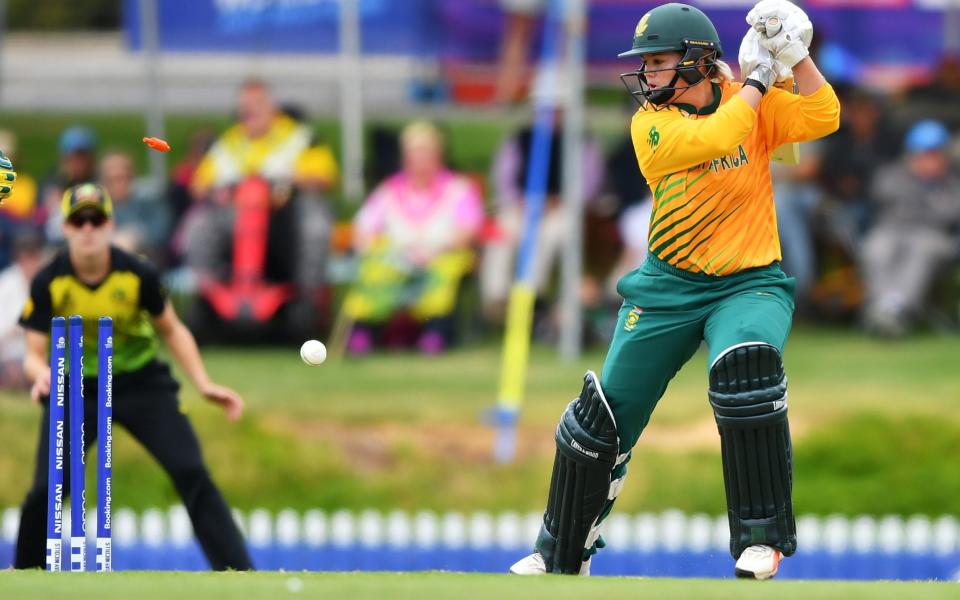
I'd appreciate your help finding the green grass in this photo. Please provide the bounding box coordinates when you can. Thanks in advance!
[1,325,959,515]
[1,572,957,600]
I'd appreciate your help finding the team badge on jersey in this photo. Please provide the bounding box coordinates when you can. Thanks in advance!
[647,126,660,150]
[624,306,644,332]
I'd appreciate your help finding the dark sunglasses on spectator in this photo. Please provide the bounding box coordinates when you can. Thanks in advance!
[67,211,108,228]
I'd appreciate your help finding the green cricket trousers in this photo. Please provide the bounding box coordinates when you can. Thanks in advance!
[600,255,796,453]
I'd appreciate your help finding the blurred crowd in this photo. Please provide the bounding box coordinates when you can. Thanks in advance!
[1,61,959,384]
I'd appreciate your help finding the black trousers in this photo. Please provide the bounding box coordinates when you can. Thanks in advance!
[14,360,253,570]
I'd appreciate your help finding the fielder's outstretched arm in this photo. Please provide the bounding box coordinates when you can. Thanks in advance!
[152,301,245,421]
[23,330,51,403]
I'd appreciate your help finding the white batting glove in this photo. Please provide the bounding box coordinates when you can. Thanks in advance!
[738,28,791,90]
[746,0,813,69]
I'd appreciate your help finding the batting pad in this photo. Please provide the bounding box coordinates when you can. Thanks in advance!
[709,343,797,559]
[536,372,620,574]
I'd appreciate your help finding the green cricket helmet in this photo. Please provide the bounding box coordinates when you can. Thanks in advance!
[618,3,723,106]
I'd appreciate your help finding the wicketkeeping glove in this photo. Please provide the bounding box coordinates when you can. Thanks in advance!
[746,0,813,69]
[0,150,16,205]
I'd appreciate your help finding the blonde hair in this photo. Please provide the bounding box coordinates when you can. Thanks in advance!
[400,120,444,150]
[711,59,734,84]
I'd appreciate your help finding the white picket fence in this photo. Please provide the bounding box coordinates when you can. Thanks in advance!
[3,507,959,555]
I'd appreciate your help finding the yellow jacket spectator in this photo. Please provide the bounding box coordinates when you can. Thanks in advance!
[183,80,337,335]
[192,111,338,199]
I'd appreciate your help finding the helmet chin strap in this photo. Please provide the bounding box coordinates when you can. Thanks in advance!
[644,71,682,106]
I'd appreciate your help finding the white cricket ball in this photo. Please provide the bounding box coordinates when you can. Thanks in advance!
[300,340,327,366]
[285,576,303,593]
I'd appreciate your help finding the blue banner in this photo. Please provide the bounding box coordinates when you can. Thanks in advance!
[123,0,947,68]
[435,1,946,67]
[123,0,439,55]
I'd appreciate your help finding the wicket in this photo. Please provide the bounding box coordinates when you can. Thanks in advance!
[45,315,113,572]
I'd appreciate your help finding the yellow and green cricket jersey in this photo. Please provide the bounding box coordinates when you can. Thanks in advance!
[631,81,840,276]
[20,246,166,376]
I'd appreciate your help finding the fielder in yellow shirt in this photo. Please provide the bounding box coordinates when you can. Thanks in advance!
[510,1,839,581]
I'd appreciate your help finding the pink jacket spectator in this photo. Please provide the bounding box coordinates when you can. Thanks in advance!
[354,170,485,262]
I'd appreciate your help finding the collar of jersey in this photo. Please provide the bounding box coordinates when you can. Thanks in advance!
[65,245,116,290]
[672,82,722,116]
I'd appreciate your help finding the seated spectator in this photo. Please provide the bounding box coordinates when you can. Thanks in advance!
[818,87,900,246]
[0,230,45,389]
[99,150,171,265]
[605,199,652,298]
[479,108,604,329]
[579,196,652,346]
[905,54,960,131]
[772,141,823,305]
[860,120,960,337]
[40,126,98,243]
[576,126,650,344]
[184,78,338,321]
[342,121,484,355]
[168,128,216,263]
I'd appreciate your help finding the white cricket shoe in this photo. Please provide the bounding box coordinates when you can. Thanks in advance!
[734,545,782,580]
[509,552,591,576]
